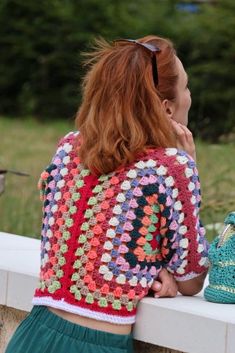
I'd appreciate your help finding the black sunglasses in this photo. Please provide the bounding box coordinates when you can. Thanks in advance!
[113,39,161,87]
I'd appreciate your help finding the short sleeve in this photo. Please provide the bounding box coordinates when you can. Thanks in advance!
[38,170,49,202]
[37,131,78,202]
[159,149,210,281]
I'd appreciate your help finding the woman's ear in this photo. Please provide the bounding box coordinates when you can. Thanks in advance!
[162,99,175,120]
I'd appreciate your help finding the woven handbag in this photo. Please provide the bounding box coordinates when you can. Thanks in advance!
[204,212,235,304]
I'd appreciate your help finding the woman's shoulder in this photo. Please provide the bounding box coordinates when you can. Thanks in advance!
[56,130,80,148]
[135,147,196,169]
[116,147,198,186]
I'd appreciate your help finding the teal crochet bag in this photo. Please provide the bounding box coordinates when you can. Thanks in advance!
[204,212,235,304]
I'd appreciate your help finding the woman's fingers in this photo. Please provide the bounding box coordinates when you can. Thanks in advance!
[151,268,178,298]
[154,278,178,298]
[156,283,178,298]
[170,120,196,161]
[178,123,194,144]
[171,120,189,143]
[178,123,196,161]
[151,280,162,292]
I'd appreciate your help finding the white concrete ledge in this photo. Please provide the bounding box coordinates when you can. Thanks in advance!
[0,231,234,353]
[0,232,39,312]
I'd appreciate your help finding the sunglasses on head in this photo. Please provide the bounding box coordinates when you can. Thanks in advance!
[113,39,161,87]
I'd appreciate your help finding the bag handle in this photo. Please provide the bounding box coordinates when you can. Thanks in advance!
[217,212,235,248]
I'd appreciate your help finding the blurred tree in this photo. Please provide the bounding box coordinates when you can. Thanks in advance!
[173,0,235,140]
[0,0,234,140]
[0,0,174,119]
[0,0,84,118]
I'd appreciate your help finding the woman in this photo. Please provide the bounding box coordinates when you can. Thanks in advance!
[5,35,209,353]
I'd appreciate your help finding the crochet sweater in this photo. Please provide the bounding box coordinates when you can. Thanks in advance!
[32,131,209,324]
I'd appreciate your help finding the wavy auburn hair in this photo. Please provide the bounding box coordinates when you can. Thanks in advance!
[75,35,178,175]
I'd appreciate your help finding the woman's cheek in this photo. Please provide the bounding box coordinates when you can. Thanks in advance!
[187,90,192,109]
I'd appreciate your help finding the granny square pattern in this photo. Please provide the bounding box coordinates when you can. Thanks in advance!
[32,131,209,324]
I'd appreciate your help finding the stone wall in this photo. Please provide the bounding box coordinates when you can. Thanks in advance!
[0,305,183,353]
[134,340,184,353]
[0,305,27,353]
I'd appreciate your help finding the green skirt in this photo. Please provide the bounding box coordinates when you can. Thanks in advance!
[5,306,133,353]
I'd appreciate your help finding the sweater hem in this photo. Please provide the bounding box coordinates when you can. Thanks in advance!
[174,270,208,282]
[32,296,136,325]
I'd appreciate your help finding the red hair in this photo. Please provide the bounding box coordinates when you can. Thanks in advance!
[75,35,178,175]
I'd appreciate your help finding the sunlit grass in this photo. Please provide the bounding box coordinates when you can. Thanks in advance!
[0,116,73,238]
[0,116,234,241]
[196,141,235,240]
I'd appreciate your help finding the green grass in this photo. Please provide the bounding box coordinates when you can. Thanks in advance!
[0,116,234,241]
[0,116,74,238]
[196,141,235,240]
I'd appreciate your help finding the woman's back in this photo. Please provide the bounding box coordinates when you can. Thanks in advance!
[32,130,209,325]
[5,35,210,353]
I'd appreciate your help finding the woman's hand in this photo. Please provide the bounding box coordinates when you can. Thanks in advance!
[170,120,197,162]
[151,268,178,298]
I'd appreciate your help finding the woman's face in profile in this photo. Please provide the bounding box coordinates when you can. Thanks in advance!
[171,57,192,126]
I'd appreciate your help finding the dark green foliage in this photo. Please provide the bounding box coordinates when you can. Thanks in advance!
[173,0,235,140]
[0,0,234,140]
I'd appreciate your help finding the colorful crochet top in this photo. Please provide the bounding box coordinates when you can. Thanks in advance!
[32,131,209,324]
